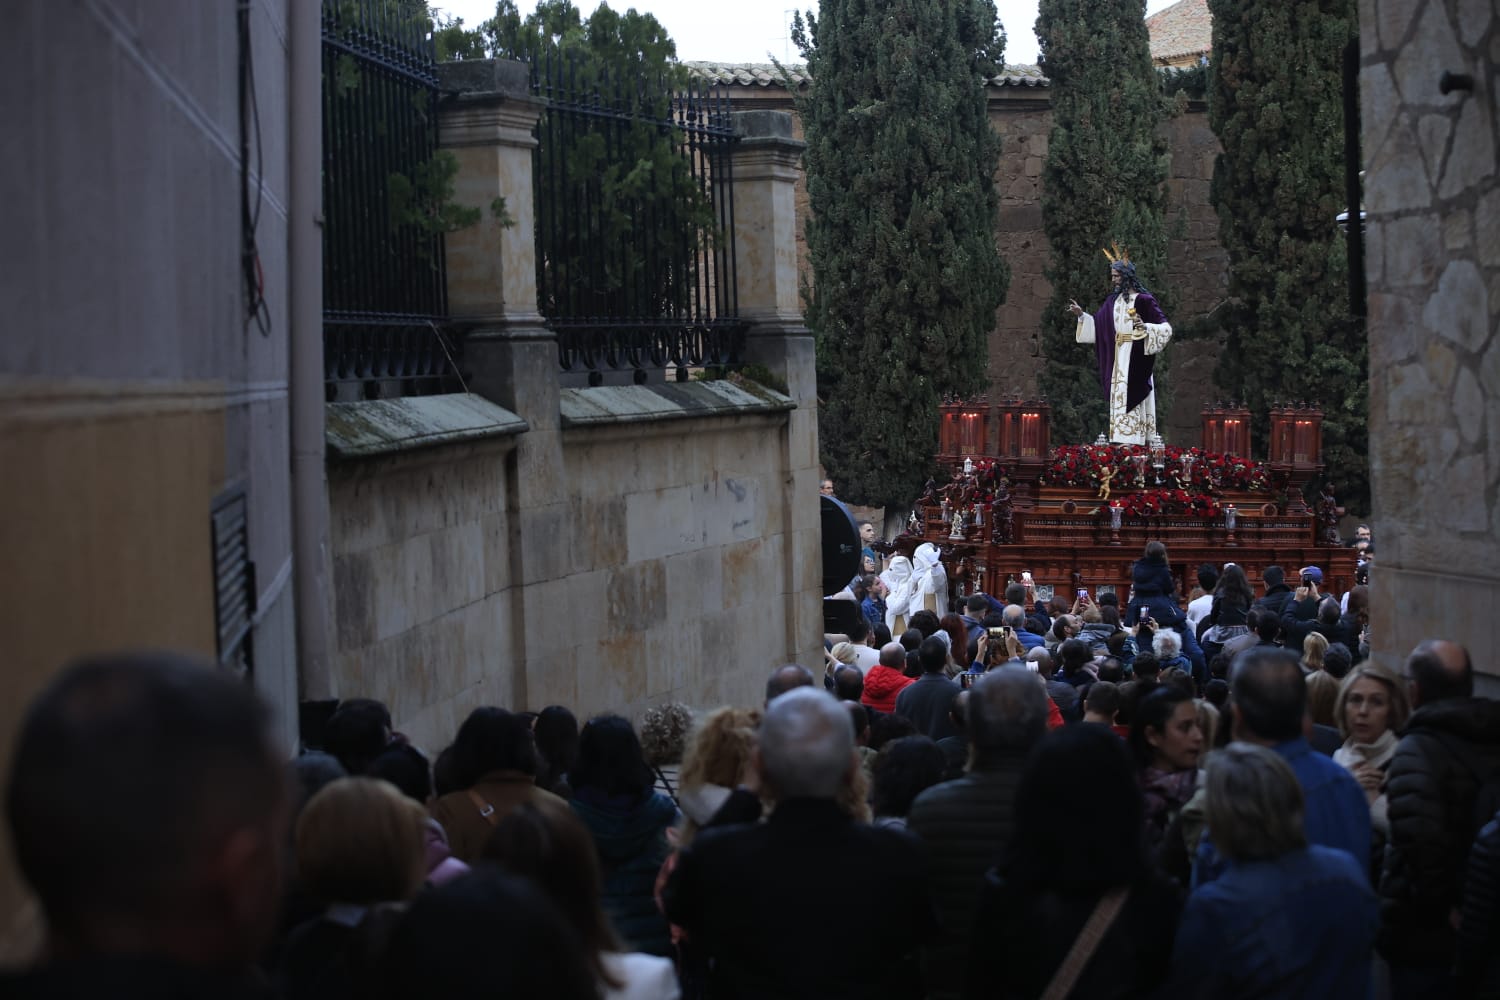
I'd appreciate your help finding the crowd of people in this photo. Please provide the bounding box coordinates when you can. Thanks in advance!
[4,527,1499,999]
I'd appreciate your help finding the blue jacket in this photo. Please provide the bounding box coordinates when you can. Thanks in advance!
[1169,845,1378,999]
[570,789,678,956]
[861,595,886,630]
[1194,738,1371,886]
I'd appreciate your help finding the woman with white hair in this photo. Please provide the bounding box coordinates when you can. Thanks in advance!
[910,543,947,616]
[1152,629,1197,691]
[881,556,915,636]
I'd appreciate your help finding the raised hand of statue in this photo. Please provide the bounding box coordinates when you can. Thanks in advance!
[1068,299,1084,317]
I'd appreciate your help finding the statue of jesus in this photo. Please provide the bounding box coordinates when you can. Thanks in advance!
[1067,245,1173,444]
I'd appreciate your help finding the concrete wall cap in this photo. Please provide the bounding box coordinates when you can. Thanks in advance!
[560,379,794,427]
[326,393,528,459]
[732,109,795,139]
[437,58,533,99]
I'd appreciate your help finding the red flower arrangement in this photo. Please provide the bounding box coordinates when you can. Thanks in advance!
[1041,444,1270,493]
[1111,488,1222,520]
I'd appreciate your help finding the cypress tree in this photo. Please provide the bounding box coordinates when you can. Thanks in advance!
[792,0,1009,509]
[1035,0,1172,447]
[1207,0,1364,503]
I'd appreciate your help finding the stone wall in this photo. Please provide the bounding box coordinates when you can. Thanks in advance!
[1360,0,1499,688]
[324,384,814,754]
[720,80,1230,448]
[319,77,826,750]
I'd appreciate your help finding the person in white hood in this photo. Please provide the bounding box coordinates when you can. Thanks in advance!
[911,543,948,615]
[882,556,915,636]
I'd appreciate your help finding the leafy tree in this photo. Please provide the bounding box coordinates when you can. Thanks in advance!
[791,0,1009,508]
[487,2,719,327]
[1207,0,1365,505]
[431,12,490,61]
[1035,0,1172,446]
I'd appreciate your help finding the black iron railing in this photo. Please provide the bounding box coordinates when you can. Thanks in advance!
[321,0,464,399]
[530,50,746,385]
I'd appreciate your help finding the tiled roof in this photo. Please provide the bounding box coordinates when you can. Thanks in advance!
[1145,0,1212,61]
[683,61,1050,89]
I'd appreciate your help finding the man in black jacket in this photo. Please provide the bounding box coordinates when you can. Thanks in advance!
[1380,640,1500,1000]
[1253,565,1296,619]
[664,688,937,999]
[896,637,962,742]
[907,667,1049,1000]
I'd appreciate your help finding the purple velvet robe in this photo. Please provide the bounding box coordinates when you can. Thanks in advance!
[1092,291,1168,412]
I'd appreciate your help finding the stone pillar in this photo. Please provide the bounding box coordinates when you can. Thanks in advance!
[728,110,823,668]
[437,59,560,710]
[1360,0,1500,692]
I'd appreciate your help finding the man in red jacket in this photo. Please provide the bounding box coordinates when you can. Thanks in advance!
[862,642,915,714]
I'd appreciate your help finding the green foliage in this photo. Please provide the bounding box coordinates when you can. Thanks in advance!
[487,1,717,323]
[791,0,1010,508]
[388,151,481,236]
[1207,0,1365,506]
[431,12,491,61]
[1160,63,1208,100]
[1035,0,1173,445]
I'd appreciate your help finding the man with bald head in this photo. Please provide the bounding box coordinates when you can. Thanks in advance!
[664,688,936,998]
[862,641,915,714]
[1380,640,1500,999]
[764,663,815,706]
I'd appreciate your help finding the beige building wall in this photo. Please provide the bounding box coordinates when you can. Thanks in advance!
[1360,0,1500,689]
[0,0,302,942]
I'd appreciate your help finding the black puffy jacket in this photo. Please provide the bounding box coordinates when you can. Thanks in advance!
[1458,809,1500,999]
[1379,697,1500,965]
[907,753,1029,1000]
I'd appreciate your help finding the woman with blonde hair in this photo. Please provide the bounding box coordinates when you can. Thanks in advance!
[1301,632,1329,673]
[278,777,429,999]
[1333,662,1411,847]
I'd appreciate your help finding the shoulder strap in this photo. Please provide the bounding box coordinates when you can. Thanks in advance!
[1040,887,1130,1000]
[465,788,498,825]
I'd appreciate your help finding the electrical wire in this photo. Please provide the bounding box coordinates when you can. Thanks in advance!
[239,0,271,337]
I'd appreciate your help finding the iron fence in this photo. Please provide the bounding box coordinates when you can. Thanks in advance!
[529,50,746,385]
[321,0,464,399]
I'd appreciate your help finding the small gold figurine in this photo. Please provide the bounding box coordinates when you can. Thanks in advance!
[1097,466,1116,501]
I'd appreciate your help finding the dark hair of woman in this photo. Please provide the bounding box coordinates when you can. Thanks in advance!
[1346,584,1369,627]
[1214,563,1254,607]
[908,609,941,638]
[367,743,433,804]
[938,614,968,661]
[1144,540,1167,561]
[482,796,625,990]
[1003,724,1147,895]
[871,736,946,819]
[868,712,917,752]
[569,714,653,801]
[1128,686,1196,770]
[449,708,538,790]
[380,868,598,1000]
[532,705,580,795]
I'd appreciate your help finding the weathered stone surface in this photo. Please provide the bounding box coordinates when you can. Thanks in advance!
[1457,0,1493,47]
[1383,214,1445,287]
[1393,3,1467,104]
[1439,98,1496,199]
[1366,116,1434,215]
[1423,259,1490,351]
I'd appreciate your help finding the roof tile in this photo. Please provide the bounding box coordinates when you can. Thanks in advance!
[1145,0,1212,61]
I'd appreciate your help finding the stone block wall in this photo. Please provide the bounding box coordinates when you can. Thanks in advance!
[325,392,816,753]
[327,436,522,752]
[1360,0,1500,688]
